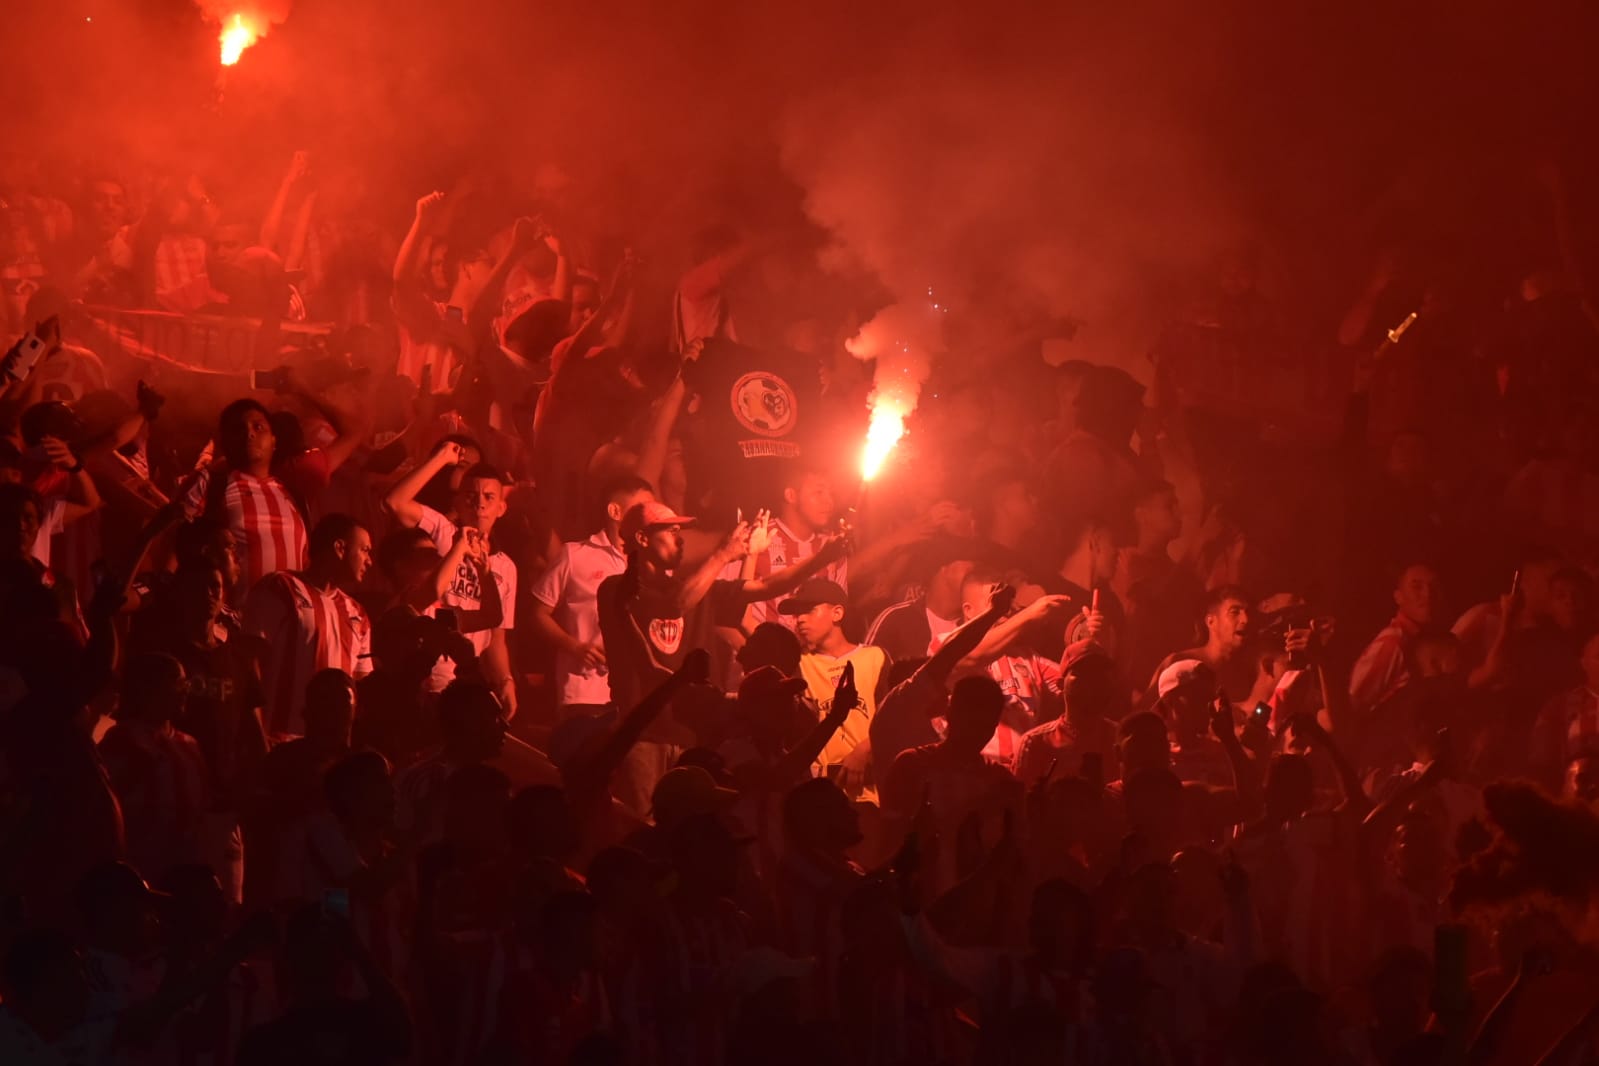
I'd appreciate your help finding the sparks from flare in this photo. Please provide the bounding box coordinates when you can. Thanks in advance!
[219,14,259,66]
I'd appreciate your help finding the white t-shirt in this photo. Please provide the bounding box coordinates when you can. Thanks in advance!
[531,532,628,706]
[417,505,518,692]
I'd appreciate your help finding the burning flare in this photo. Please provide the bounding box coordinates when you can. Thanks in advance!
[219,14,260,65]
[860,401,907,481]
[847,296,945,482]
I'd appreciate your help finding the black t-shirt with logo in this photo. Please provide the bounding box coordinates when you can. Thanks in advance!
[681,339,821,515]
[596,571,746,708]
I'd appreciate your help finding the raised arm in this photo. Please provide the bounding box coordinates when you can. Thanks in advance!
[383,439,462,529]
[41,435,101,525]
[602,250,639,349]
[393,191,445,289]
[563,250,638,361]
[259,150,309,252]
[958,594,1073,667]
[739,530,850,603]
[635,374,687,497]
[278,366,371,475]
[677,520,750,615]
[467,217,541,340]
[1469,594,1517,691]
[545,230,572,305]
[771,664,857,784]
[917,584,1019,687]
[847,501,960,587]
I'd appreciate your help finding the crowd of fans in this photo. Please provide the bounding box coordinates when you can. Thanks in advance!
[0,146,1598,1066]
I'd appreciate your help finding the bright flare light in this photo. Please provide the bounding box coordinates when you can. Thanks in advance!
[860,401,907,481]
[219,14,260,66]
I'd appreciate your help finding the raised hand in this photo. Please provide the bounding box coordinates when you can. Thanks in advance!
[815,530,850,563]
[1077,606,1105,639]
[746,508,774,556]
[724,517,753,559]
[414,190,446,222]
[40,436,78,471]
[831,661,859,719]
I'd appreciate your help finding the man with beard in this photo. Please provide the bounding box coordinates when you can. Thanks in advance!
[597,502,849,711]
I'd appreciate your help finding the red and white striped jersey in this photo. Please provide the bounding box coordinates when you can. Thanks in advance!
[182,469,308,601]
[242,571,371,737]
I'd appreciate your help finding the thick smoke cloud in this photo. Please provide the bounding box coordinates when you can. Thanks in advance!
[780,6,1243,419]
[193,0,294,30]
[7,0,1599,364]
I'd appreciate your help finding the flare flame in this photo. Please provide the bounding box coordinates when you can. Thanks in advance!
[218,13,260,66]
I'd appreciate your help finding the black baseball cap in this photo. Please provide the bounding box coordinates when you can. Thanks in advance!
[777,578,849,616]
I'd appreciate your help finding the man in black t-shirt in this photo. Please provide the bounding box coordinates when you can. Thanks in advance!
[597,500,849,710]
[596,500,850,817]
[1039,514,1126,664]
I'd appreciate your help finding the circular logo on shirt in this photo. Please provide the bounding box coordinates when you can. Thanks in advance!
[649,617,685,656]
[729,371,798,438]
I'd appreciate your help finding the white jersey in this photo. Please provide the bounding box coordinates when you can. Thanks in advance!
[531,532,627,706]
[417,506,518,692]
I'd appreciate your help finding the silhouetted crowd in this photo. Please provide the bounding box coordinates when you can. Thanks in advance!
[1,152,1599,1066]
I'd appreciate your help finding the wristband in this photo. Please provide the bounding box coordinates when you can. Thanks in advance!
[66,461,84,474]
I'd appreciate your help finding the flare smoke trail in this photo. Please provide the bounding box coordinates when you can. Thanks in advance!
[194,0,294,64]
